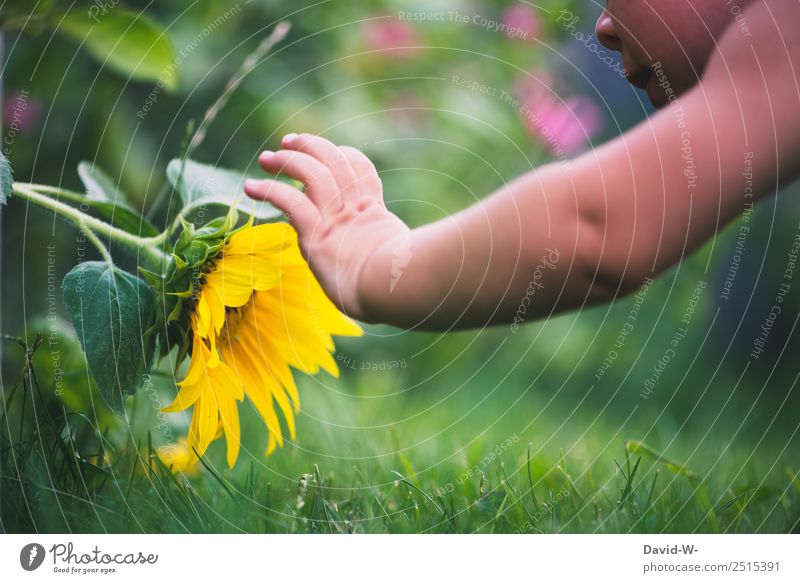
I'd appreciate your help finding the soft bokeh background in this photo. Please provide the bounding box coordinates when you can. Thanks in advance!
[2,0,799,532]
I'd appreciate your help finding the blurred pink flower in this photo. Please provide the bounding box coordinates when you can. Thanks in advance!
[362,18,422,60]
[502,4,542,41]
[4,91,42,134]
[516,76,603,156]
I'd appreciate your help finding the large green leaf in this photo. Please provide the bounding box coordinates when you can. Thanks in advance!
[0,152,13,205]
[70,196,160,237]
[58,9,177,90]
[78,161,127,205]
[72,161,159,237]
[62,262,157,414]
[89,201,160,238]
[167,158,282,220]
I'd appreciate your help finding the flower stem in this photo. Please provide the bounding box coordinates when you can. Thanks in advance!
[12,183,169,270]
[24,182,171,245]
[80,223,113,263]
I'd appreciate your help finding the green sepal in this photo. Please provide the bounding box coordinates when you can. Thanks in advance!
[137,266,164,288]
[169,286,195,299]
[174,215,197,254]
[173,327,192,373]
[195,216,228,239]
[173,254,188,271]
[167,298,184,323]
[182,240,220,266]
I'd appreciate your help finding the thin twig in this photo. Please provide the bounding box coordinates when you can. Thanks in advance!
[187,21,292,156]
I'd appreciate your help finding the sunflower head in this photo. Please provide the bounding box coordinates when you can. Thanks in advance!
[149,210,362,472]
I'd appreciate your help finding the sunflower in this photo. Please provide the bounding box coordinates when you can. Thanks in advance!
[158,222,362,471]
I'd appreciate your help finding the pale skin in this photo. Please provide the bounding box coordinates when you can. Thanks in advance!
[244,0,800,330]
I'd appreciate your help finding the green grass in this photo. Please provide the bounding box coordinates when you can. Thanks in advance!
[2,317,800,534]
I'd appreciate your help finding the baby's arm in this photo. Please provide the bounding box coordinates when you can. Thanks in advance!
[246,0,800,330]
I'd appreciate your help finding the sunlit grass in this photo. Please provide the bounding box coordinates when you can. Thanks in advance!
[2,330,798,534]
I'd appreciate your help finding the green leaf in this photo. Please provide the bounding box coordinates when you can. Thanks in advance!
[78,161,127,205]
[74,161,160,237]
[0,152,13,205]
[62,262,157,414]
[84,199,161,238]
[167,158,282,220]
[625,440,698,479]
[58,9,177,90]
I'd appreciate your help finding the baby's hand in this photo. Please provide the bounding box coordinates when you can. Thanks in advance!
[244,133,409,322]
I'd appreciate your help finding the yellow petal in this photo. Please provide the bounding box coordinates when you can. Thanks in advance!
[213,356,244,401]
[179,333,209,387]
[188,388,218,459]
[217,392,241,469]
[204,286,227,336]
[162,380,203,413]
[226,223,295,256]
[233,333,296,439]
[207,255,281,301]
[196,294,212,338]
[266,432,277,456]
[179,333,220,387]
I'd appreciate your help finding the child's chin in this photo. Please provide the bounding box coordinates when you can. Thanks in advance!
[647,90,671,110]
[645,79,672,110]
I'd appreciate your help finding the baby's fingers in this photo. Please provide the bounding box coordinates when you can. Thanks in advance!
[244,179,320,237]
[282,133,359,200]
[258,150,340,212]
[340,146,383,201]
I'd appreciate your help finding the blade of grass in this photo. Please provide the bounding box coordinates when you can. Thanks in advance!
[527,442,540,511]
[390,469,445,517]
[192,447,238,503]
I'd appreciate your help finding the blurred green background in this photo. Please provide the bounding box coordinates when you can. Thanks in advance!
[1,0,799,533]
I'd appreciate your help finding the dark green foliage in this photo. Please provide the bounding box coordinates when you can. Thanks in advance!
[62,262,156,413]
[58,8,177,89]
[1,338,798,534]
